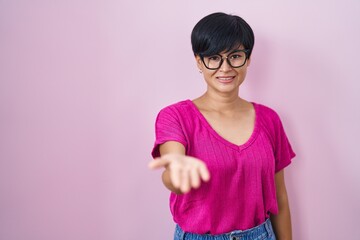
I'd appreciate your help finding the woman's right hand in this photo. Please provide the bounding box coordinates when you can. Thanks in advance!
[148,153,210,194]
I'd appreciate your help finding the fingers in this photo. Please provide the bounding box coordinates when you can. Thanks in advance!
[190,167,201,189]
[198,162,211,182]
[169,162,181,189]
[176,160,209,193]
[180,166,190,193]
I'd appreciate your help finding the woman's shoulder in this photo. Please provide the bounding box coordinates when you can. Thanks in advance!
[253,102,282,123]
[161,99,191,110]
[156,99,194,117]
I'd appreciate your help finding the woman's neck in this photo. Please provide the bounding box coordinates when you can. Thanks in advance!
[195,91,246,113]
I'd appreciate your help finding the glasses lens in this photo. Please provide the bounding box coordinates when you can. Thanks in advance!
[228,51,247,68]
[203,55,222,69]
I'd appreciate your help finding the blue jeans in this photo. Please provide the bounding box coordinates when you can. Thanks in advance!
[174,218,276,240]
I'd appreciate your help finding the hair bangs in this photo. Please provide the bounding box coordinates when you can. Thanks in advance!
[201,28,245,56]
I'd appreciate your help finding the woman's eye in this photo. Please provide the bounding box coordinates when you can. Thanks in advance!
[209,56,221,61]
[230,54,242,59]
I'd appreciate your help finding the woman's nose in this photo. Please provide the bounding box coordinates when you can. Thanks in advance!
[219,58,232,72]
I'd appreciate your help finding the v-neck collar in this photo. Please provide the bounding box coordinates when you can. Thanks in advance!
[185,99,259,151]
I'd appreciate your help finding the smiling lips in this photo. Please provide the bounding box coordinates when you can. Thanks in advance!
[216,76,235,83]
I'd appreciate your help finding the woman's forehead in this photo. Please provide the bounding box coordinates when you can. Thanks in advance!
[218,45,245,55]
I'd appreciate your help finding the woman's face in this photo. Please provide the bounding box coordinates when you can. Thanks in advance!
[196,46,251,95]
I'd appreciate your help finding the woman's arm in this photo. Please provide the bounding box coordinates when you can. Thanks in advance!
[159,141,186,194]
[270,169,292,240]
[148,141,210,194]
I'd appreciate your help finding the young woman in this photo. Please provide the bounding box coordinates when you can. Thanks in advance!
[149,12,296,240]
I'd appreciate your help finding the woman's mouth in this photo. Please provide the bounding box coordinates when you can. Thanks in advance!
[216,76,235,83]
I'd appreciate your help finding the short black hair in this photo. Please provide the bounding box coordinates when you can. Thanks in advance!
[191,12,255,58]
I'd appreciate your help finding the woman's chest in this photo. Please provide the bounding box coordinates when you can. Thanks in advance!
[188,130,275,176]
[200,110,255,146]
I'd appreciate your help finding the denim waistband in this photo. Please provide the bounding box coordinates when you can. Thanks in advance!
[174,218,275,240]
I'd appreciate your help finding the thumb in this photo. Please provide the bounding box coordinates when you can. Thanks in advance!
[148,157,170,170]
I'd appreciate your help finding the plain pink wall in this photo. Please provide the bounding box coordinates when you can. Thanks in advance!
[1,1,359,239]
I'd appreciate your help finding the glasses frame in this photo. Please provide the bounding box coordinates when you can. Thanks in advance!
[200,49,250,70]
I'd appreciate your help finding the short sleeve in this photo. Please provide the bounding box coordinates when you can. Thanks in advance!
[273,115,296,172]
[151,106,187,158]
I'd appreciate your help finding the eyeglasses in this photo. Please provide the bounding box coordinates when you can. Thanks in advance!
[200,50,249,70]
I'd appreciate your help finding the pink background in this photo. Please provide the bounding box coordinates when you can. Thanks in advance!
[1,1,359,239]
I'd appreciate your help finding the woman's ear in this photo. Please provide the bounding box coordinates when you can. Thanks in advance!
[195,55,203,71]
[246,57,251,67]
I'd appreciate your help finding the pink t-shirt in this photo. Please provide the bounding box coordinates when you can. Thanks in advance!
[151,100,296,235]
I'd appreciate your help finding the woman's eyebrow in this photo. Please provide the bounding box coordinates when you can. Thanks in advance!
[228,49,244,54]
